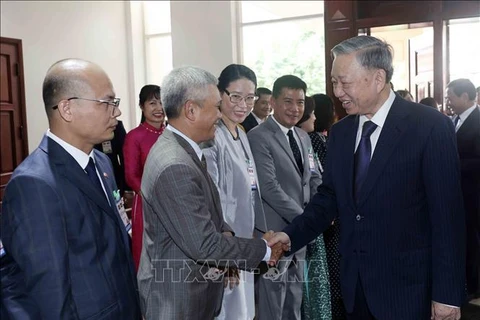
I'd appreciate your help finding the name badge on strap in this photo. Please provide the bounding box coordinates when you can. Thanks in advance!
[113,190,132,236]
[247,159,258,190]
[308,147,316,172]
[315,153,324,173]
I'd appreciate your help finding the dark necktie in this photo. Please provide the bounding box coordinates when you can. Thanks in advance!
[453,116,460,129]
[287,129,303,175]
[354,121,377,202]
[85,157,104,195]
[201,154,207,170]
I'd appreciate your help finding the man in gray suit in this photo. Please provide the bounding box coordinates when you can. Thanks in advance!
[248,75,322,320]
[137,66,280,320]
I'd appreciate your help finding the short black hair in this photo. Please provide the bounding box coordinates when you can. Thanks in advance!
[272,75,307,98]
[218,64,257,93]
[256,87,272,97]
[139,84,161,123]
[312,94,335,132]
[296,96,315,126]
[447,79,476,101]
[43,72,88,117]
[419,97,438,109]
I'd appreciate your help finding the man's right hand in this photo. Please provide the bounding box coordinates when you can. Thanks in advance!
[266,232,291,266]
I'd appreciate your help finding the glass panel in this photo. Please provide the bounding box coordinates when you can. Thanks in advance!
[447,17,480,86]
[145,35,173,85]
[242,17,325,94]
[241,1,323,24]
[143,1,171,35]
[370,24,434,102]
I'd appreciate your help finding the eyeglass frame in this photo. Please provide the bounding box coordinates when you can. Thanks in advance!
[52,97,121,115]
[223,89,259,106]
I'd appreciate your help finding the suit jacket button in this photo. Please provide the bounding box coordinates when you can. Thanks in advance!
[356,214,361,221]
[304,202,308,207]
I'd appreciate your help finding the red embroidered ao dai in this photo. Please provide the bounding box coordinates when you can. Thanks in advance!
[123,122,165,270]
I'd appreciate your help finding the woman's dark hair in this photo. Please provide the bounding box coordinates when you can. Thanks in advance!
[312,94,335,132]
[296,96,315,127]
[139,84,161,123]
[217,64,257,93]
[419,97,438,109]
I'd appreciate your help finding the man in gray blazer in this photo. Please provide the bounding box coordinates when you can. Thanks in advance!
[248,75,322,320]
[137,66,280,320]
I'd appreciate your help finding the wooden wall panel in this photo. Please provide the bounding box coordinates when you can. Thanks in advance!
[324,0,356,119]
[324,0,478,119]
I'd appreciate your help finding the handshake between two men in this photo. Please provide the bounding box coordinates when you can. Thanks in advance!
[262,231,292,266]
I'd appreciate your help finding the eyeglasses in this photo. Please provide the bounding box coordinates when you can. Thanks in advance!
[224,89,258,106]
[52,97,121,115]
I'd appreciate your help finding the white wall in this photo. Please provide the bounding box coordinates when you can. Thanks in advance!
[1,1,135,152]
[170,1,238,76]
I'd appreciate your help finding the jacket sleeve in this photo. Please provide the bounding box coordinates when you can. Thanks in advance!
[143,163,265,269]
[1,176,79,319]
[248,131,304,223]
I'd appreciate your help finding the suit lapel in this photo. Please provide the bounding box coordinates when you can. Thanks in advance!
[357,98,409,206]
[168,130,224,224]
[46,137,119,223]
[295,127,310,179]
[343,116,359,205]
[457,106,479,136]
[266,117,302,175]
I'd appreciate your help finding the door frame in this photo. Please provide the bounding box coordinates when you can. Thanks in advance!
[1,36,29,157]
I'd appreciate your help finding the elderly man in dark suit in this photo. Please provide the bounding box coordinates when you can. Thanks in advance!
[268,36,466,320]
[1,59,140,319]
[446,78,480,300]
[137,66,280,320]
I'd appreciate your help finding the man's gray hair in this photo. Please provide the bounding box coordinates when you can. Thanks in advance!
[161,66,218,119]
[331,36,394,83]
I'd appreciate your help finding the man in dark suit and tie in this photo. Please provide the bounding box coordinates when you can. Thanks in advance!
[1,59,140,319]
[446,78,480,300]
[241,87,272,132]
[268,36,466,320]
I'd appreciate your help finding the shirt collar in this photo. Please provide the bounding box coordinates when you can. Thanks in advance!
[251,112,264,124]
[166,125,203,161]
[359,89,396,128]
[271,114,294,136]
[457,104,477,122]
[46,129,94,170]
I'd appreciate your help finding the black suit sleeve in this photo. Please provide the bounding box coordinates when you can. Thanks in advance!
[283,127,339,253]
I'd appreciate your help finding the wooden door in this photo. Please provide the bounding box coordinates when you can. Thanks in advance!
[409,33,434,102]
[0,37,29,206]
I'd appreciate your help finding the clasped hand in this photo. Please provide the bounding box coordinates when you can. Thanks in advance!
[262,231,291,266]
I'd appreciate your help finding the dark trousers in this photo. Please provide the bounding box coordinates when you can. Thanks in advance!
[346,276,376,320]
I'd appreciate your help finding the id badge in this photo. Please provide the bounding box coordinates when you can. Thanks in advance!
[247,159,257,190]
[308,147,316,172]
[114,192,132,236]
[316,153,324,173]
[102,141,113,154]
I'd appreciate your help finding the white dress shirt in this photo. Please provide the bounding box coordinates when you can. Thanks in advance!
[251,112,265,125]
[271,115,304,159]
[46,129,110,204]
[354,89,396,157]
[454,104,477,132]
